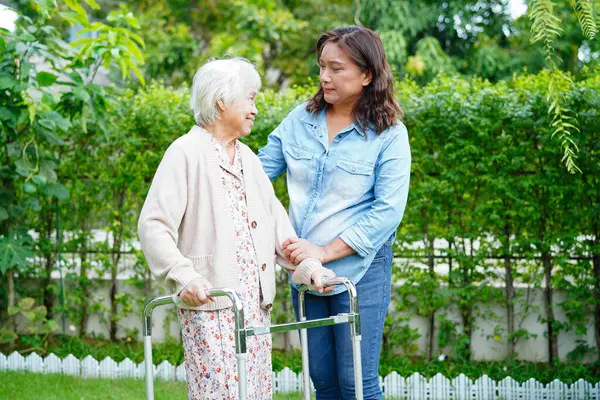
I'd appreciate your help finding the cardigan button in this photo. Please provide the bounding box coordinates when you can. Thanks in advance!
[265,303,272,310]
[261,263,266,271]
[251,221,257,229]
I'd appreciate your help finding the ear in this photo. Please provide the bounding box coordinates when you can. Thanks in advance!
[216,99,226,112]
[362,71,372,87]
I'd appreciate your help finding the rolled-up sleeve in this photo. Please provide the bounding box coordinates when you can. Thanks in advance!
[339,127,411,257]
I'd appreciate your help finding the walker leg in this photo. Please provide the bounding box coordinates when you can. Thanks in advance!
[299,288,311,400]
[351,323,363,400]
[342,279,363,400]
[237,353,248,400]
[144,335,154,400]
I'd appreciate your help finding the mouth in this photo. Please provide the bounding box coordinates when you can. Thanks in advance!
[323,88,334,93]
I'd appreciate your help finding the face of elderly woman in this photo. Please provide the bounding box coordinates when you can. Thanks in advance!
[220,89,258,137]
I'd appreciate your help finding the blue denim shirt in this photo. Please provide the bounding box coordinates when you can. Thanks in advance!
[258,102,411,295]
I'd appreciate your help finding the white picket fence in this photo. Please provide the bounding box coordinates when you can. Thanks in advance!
[1,351,598,399]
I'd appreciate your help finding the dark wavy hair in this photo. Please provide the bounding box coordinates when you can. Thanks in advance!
[306,26,402,134]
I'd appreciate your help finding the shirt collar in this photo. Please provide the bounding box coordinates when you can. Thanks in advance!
[298,107,370,138]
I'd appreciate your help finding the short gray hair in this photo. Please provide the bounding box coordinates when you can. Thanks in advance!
[190,58,261,127]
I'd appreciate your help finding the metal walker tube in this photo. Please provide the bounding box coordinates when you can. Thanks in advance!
[143,289,245,400]
[298,277,363,400]
[143,277,362,400]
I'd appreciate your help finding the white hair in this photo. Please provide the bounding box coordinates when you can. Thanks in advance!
[190,58,261,127]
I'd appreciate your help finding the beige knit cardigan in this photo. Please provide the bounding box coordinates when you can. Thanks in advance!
[138,126,321,311]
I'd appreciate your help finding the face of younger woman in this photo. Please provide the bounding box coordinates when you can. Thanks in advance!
[318,41,371,108]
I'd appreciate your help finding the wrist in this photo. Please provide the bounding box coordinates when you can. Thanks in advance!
[320,245,331,264]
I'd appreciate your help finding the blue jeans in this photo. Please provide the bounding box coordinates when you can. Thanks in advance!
[292,241,393,400]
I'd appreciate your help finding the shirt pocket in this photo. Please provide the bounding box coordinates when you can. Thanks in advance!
[334,158,375,198]
[284,143,316,187]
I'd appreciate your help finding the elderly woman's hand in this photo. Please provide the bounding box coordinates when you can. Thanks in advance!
[283,237,327,264]
[179,277,215,307]
[311,268,336,293]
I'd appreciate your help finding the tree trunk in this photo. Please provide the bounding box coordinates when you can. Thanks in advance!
[503,220,515,361]
[42,204,55,319]
[427,236,435,361]
[78,223,89,337]
[543,251,558,363]
[7,266,16,331]
[460,306,472,361]
[505,254,515,360]
[109,190,126,341]
[109,265,118,341]
[458,239,473,361]
[593,229,600,361]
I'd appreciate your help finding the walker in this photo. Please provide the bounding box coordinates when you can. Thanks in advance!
[142,276,363,400]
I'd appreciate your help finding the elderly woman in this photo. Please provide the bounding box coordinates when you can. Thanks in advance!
[138,58,333,400]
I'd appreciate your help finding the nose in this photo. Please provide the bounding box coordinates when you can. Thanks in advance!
[251,104,257,115]
[320,68,331,83]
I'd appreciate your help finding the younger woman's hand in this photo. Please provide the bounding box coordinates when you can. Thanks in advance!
[283,237,327,264]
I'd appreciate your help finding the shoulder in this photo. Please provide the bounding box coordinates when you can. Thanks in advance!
[170,125,212,156]
[378,121,409,146]
[284,101,318,125]
[381,120,408,141]
[376,121,410,157]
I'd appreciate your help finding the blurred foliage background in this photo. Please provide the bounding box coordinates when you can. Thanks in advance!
[0,0,599,373]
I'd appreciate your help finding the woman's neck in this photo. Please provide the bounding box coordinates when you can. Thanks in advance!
[328,101,355,121]
[203,123,238,149]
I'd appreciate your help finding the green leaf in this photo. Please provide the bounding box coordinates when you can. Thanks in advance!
[0,72,16,90]
[45,183,70,200]
[23,197,41,212]
[37,71,59,87]
[21,311,36,321]
[17,297,35,311]
[39,130,67,146]
[8,205,25,218]
[41,92,58,107]
[46,320,59,331]
[33,305,47,320]
[63,0,87,17]
[123,40,144,63]
[0,206,7,222]
[7,306,20,316]
[38,118,57,131]
[39,160,58,182]
[83,0,100,10]
[0,235,33,274]
[32,175,47,185]
[0,107,16,123]
[129,62,145,87]
[42,111,72,131]
[0,329,18,344]
[73,86,91,103]
[22,182,36,194]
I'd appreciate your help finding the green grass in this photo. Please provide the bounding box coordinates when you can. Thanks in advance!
[0,371,303,400]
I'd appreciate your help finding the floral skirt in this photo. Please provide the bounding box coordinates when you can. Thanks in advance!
[178,301,272,400]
